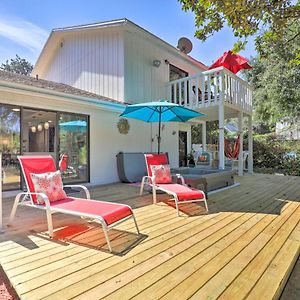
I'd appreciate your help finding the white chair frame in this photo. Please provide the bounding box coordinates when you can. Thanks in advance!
[140,174,208,217]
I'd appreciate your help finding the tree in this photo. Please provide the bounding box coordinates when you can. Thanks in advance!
[0,55,33,76]
[244,21,300,126]
[192,121,219,144]
[179,0,300,58]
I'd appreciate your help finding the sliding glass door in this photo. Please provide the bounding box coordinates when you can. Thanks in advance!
[0,105,21,190]
[0,103,90,191]
[22,108,57,159]
[58,113,89,183]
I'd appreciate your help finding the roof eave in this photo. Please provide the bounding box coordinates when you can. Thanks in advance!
[0,79,125,113]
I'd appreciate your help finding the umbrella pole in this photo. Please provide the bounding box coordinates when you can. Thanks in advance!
[157,109,162,154]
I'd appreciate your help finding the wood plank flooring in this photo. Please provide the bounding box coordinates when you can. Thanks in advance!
[0,174,300,299]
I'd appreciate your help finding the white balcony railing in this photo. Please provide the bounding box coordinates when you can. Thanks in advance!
[167,66,253,113]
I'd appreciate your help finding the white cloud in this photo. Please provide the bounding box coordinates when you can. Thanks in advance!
[0,17,48,54]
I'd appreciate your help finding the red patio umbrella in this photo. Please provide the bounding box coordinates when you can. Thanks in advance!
[209,50,252,74]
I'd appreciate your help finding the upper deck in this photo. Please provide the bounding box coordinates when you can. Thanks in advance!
[167,66,253,120]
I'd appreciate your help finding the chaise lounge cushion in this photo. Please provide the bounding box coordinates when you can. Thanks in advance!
[151,164,172,184]
[30,171,67,204]
[156,184,205,201]
[50,197,133,226]
[145,153,169,177]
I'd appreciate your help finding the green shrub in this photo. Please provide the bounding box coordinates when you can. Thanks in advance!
[253,134,300,176]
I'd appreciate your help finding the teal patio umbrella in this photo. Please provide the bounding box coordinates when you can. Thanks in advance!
[59,120,87,133]
[120,101,205,153]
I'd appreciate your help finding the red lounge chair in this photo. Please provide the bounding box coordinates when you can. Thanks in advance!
[9,155,140,252]
[140,153,208,216]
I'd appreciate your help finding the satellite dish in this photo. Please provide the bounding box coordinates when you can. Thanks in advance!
[177,37,193,54]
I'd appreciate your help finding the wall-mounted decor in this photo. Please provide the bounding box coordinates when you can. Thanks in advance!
[117,118,130,134]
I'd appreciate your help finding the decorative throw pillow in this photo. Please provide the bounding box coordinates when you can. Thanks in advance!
[30,171,67,204]
[151,164,172,184]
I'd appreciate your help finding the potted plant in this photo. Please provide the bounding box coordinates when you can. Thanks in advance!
[186,152,195,167]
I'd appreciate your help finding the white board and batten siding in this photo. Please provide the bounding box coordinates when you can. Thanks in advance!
[39,24,205,104]
[123,27,204,162]
[41,28,125,102]
[123,28,205,103]
[33,22,206,169]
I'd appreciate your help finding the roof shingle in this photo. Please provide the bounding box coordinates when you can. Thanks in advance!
[0,70,125,105]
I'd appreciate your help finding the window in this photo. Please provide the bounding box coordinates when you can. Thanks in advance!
[169,64,189,104]
[58,113,89,183]
[22,108,56,154]
[0,103,90,190]
[0,105,21,190]
[169,64,188,81]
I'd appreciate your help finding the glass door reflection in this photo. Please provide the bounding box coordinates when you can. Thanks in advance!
[22,108,56,160]
[58,113,89,183]
[0,105,20,190]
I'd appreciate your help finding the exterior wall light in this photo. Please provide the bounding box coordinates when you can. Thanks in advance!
[44,122,50,130]
[152,59,161,68]
[31,126,36,133]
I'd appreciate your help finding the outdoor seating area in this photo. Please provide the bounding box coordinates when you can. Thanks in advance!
[0,174,300,299]
[9,155,140,253]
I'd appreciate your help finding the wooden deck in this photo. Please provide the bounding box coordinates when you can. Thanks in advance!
[1,174,300,299]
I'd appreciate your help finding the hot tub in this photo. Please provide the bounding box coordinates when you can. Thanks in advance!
[116,152,235,193]
[171,167,235,192]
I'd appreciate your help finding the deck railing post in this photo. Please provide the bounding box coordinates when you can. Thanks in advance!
[202,121,207,151]
[248,115,254,174]
[238,111,244,176]
[168,83,172,103]
[218,102,225,170]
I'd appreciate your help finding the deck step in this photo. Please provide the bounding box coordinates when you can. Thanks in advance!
[246,239,300,300]
[279,256,300,300]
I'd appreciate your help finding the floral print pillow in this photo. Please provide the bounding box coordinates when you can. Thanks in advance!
[30,171,67,204]
[151,164,172,184]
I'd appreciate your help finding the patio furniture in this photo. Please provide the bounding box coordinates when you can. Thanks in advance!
[9,155,140,252]
[140,153,208,216]
[231,151,249,171]
[174,175,208,199]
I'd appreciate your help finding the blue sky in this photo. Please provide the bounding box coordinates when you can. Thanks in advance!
[0,0,256,67]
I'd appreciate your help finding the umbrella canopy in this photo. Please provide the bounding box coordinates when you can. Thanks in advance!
[120,101,205,153]
[59,120,87,133]
[209,50,252,74]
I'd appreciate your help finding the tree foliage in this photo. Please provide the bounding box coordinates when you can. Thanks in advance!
[192,121,219,144]
[179,0,300,56]
[244,21,300,126]
[253,134,300,176]
[0,55,33,76]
